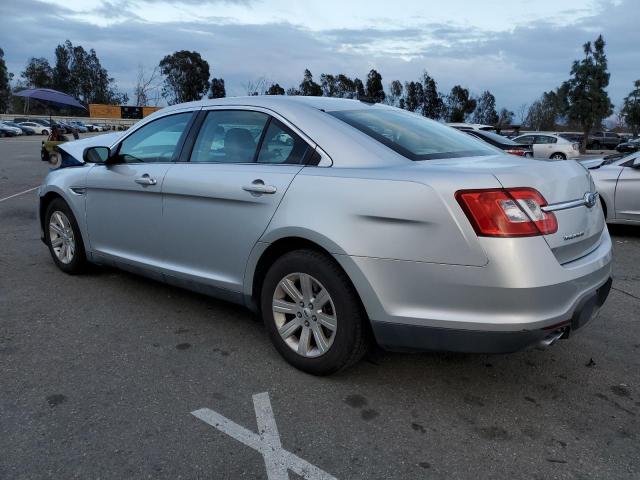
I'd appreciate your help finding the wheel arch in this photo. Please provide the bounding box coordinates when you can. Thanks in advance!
[40,189,88,253]
[246,235,376,327]
[39,191,65,232]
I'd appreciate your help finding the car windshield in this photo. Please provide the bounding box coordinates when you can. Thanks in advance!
[329,108,497,160]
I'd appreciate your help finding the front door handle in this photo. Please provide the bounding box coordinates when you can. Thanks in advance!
[135,174,157,186]
[242,179,277,195]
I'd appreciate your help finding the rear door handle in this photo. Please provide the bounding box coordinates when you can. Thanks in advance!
[135,175,157,186]
[242,179,276,195]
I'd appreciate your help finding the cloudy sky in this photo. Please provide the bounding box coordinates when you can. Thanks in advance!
[1,0,638,113]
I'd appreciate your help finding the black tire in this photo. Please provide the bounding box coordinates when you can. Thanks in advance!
[42,129,49,136]
[260,249,369,375]
[44,198,87,274]
[550,152,566,160]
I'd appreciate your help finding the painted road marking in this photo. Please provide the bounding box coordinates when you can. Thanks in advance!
[192,392,338,480]
[0,186,39,203]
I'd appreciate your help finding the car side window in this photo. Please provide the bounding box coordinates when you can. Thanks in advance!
[515,136,534,145]
[536,136,556,144]
[117,113,193,163]
[190,110,269,163]
[256,119,310,164]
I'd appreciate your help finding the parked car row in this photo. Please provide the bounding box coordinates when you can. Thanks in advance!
[0,117,114,137]
[1,121,33,136]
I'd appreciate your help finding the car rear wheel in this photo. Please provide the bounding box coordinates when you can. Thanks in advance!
[260,249,369,375]
[42,130,49,136]
[550,152,566,160]
[44,198,87,274]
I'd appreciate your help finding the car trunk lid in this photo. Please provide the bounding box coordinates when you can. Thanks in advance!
[425,156,604,264]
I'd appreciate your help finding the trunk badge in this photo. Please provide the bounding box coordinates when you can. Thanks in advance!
[564,231,585,241]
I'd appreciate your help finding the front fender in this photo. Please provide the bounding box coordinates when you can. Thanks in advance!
[38,166,91,250]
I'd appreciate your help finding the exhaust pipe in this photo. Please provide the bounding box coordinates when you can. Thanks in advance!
[537,330,565,349]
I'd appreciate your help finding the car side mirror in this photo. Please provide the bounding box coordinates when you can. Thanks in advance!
[83,146,110,164]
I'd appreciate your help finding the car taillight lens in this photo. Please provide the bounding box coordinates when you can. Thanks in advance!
[455,188,558,237]
[505,149,526,156]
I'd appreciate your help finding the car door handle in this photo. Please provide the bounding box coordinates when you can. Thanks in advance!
[242,180,277,195]
[135,175,157,186]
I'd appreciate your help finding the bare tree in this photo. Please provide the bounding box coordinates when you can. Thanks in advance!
[516,103,528,125]
[244,77,269,96]
[134,64,162,106]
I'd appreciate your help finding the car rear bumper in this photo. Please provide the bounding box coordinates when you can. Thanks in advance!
[335,228,613,352]
[370,277,612,353]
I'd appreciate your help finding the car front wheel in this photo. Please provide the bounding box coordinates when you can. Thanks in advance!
[44,198,87,274]
[550,152,566,160]
[261,249,369,375]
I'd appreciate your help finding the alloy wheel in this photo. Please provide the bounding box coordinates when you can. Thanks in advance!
[272,272,337,358]
[49,211,75,264]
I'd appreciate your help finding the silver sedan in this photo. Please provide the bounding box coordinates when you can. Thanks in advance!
[38,96,612,374]
[582,153,640,224]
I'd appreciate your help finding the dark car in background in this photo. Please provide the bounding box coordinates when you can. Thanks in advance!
[616,138,640,154]
[588,132,621,150]
[465,129,533,157]
[0,124,18,137]
[68,120,89,133]
[3,121,35,135]
[52,121,73,134]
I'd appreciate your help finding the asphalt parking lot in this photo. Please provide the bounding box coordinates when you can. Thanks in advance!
[0,134,638,479]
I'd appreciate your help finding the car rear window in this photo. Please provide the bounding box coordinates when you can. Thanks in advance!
[470,130,519,146]
[328,108,497,160]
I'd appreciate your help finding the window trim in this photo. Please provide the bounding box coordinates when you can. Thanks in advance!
[256,117,313,165]
[198,105,332,167]
[183,108,322,166]
[111,110,199,165]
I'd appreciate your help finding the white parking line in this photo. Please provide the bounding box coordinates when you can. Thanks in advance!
[192,392,338,480]
[0,186,39,203]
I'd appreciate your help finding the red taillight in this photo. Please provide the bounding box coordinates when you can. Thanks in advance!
[505,149,526,156]
[455,188,558,237]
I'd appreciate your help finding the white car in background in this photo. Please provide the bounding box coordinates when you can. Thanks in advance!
[582,153,640,224]
[512,133,579,160]
[18,121,50,135]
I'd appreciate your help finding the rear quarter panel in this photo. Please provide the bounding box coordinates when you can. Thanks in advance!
[259,166,496,266]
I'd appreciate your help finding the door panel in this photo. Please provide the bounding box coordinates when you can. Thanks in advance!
[161,163,303,291]
[616,167,640,221]
[84,111,195,267]
[86,164,171,266]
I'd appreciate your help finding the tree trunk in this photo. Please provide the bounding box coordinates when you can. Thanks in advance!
[580,127,590,154]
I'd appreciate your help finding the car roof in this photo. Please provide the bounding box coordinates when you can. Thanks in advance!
[159,95,394,118]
